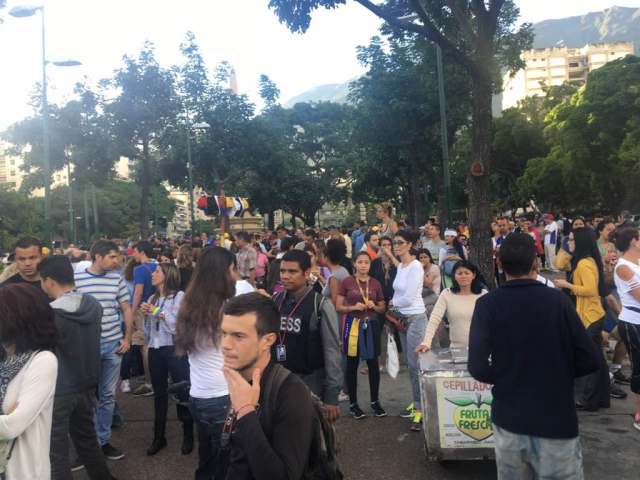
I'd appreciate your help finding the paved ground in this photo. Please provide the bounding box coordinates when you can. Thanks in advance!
[73,365,640,480]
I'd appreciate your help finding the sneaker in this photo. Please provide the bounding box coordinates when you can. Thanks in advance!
[70,459,85,472]
[120,379,131,393]
[614,370,631,385]
[349,404,366,420]
[611,382,628,399]
[371,401,387,418]
[410,411,423,431]
[634,412,640,432]
[338,391,349,403]
[132,384,154,397]
[400,402,415,419]
[102,443,125,460]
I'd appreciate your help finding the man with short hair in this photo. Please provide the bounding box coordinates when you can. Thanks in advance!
[235,231,257,285]
[0,236,43,289]
[295,228,318,251]
[494,216,512,286]
[360,231,380,259]
[74,240,133,461]
[543,214,559,272]
[220,292,316,479]
[420,223,446,264]
[130,240,157,397]
[39,256,115,480]
[273,250,342,421]
[469,233,599,479]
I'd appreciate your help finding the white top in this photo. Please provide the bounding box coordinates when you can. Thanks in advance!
[392,259,426,315]
[189,345,228,399]
[536,274,557,288]
[0,351,58,480]
[543,222,558,246]
[72,260,92,273]
[615,257,640,325]
[235,280,255,295]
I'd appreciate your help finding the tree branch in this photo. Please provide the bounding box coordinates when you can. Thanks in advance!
[444,0,477,45]
[355,0,475,73]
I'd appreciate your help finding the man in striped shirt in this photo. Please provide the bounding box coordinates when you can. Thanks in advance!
[75,240,133,461]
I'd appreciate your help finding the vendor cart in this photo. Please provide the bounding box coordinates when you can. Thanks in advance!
[419,347,495,462]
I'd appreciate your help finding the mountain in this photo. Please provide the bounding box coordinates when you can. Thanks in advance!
[532,6,640,53]
[284,82,352,107]
[285,6,639,105]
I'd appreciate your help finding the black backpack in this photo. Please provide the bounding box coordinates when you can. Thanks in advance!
[261,364,344,480]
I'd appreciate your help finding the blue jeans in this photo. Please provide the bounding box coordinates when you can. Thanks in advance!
[494,424,584,480]
[95,339,122,447]
[190,395,230,480]
[398,313,427,410]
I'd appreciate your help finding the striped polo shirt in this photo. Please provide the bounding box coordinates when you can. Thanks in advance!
[74,268,129,344]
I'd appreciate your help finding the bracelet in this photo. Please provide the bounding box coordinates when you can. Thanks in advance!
[235,403,258,417]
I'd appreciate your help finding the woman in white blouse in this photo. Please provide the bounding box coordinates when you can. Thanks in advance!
[0,284,58,480]
[140,262,193,456]
[383,230,426,432]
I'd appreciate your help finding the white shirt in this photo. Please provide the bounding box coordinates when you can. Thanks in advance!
[544,222,558,246]
[189,345,228,399]
[0,351,58,480]
[235,280,255,295]
[536,274,557,288]
[392,259,426,315]
[615,257,640,325]
[72,260,92,273]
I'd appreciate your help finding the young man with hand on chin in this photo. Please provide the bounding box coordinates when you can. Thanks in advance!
[220,292,314,480]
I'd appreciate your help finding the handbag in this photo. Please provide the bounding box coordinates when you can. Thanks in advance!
[386,334,400,379]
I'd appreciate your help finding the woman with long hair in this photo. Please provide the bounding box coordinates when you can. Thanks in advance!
[0,285,58,480]
[417,260,487,352]
[321,239,351,306]
[176,244,194,292]
[439,229,467,288]
[383,230,426,431]
[554,228,610,411]
[416,249,441,316]
[140,263,194,456]
[336,252,387,420]
[175,247,236,480]
[613,227,640,430]
[375,203,398,238]
[370,236,397,305]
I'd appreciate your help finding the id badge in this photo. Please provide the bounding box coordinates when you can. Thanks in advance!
[275,344,287,362]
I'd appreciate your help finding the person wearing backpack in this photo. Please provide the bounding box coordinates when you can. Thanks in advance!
[272,250,342,422]
[220,292,343,480]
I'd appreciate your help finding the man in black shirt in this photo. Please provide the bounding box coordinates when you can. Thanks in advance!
[0,236,43,290]
[468,233,599,479]
[221,292,314,480]
[274,250,342,422]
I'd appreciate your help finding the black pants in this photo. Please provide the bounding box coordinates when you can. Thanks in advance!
[148,346,194,441]
[618,320,640,394]
[346,355,380,405]
[575,318,610,410]
[50,389,112,480]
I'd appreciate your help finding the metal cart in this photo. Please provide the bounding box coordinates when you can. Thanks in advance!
[419,347,495,462]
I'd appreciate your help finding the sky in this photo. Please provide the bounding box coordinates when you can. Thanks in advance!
[0,0,638,130]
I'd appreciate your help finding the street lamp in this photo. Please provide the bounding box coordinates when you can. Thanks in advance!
[10,5,82,247]
[186,121,210,234]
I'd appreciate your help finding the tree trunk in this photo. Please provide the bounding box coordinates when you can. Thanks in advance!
[467,71,495,287]
[91,185,100,237]
[140,137,151,237]
[267,210,275,231]
[407,173,419,228]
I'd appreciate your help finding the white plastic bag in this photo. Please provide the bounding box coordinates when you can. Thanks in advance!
[386,334,400,379]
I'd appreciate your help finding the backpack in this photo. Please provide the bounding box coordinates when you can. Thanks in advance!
[261,364,344,480]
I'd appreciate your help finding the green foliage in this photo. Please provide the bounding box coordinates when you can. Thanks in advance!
[0,185,44,252]
[517,56,640,213]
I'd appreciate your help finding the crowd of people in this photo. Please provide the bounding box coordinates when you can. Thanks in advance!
[0,203,639,480]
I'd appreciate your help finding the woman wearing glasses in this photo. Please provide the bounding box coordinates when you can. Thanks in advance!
[382,230,426,431]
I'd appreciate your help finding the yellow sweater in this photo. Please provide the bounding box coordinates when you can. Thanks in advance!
[571,258,605,328]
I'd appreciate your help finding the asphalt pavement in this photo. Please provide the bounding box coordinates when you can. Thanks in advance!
[73,365,640,480]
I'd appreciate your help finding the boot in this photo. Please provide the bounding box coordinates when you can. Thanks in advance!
[146,437,167,456]
[181,423,194,455]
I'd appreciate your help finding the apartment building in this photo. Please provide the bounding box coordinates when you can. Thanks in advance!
[500,41,634,111]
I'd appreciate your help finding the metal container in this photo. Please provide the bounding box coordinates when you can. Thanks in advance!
[419,347,495,462]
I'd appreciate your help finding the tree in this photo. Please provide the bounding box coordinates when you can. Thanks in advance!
[0,186,43,252]
[105,42,180,235]
[517,56,640,213]
[268,0,533,284]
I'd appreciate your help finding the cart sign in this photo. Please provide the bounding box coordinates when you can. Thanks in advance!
[436,378,494,449]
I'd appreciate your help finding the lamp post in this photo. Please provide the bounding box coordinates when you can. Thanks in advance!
[10,5,81,247]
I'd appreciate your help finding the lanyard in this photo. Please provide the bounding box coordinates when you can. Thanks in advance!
[356,277,370,305]
[277,287,313,345]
